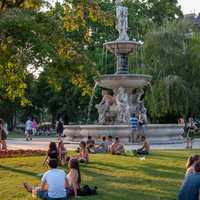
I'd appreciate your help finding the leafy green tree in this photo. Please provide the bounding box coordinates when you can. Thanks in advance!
[143,20,200,122]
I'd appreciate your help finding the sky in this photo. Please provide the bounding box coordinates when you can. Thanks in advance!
[178,0,200,14]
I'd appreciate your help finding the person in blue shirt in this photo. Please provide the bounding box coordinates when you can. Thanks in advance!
[23,159,69,200]
[178,161,200,200]
[129,113,138,143]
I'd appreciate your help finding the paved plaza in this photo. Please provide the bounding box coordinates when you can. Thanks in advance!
[6,137,200,151]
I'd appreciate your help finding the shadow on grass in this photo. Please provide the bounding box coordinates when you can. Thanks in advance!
[0,164,39,178]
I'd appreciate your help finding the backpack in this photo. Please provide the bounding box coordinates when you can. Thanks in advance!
[77,185,98,196]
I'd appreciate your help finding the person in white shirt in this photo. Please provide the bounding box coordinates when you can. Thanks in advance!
[23,159,69,200]
[25,117,33,141]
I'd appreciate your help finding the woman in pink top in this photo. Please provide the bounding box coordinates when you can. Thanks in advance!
[67,159,81,198]
[32,119,37,136]
[185,155,200,176]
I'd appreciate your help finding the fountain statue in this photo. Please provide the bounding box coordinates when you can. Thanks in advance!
[95,1,151,124]
[115,0,129,41]
[64,2,184,144]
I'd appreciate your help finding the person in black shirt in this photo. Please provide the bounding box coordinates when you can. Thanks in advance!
[43,142,59,166]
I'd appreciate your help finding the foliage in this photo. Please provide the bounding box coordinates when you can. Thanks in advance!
[0,0,185,125]
[143,21,200,122]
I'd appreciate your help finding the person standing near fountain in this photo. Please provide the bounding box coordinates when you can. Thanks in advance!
[129,113,138,143]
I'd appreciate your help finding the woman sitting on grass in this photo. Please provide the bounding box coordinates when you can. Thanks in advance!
[78,141,89,163]
[179,161,200,200]
[186,155,200,176]
[110,137,125,155]
[67,158,81,198]
[58,140,67,166]
[43,142,59,166]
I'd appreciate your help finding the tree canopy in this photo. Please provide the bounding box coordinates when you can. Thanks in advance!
[1,0,191,126]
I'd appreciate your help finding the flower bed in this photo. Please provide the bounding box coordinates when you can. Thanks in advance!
[0,149,46,158]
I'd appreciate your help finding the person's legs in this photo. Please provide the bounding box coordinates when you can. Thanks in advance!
[23,183,48,200]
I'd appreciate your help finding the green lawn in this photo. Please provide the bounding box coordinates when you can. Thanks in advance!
[0,150,197,200]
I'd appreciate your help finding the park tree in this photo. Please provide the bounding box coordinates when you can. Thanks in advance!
[142,20,200,122]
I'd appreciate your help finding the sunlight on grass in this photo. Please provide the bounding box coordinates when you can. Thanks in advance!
[0,150,199,200]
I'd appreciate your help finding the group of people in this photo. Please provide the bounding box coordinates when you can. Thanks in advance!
[178,115,199,149]
[86,135,125,155]
[25,117,65,141]
[25,117,38,141]
[24,139,98,199]
[178,154,200,200]
[24,158,81,199]
[86,135,150,156]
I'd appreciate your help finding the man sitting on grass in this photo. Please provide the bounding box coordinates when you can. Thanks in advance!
[133,135,150,155]
[110,137,125,155]
[178,161,200,200]
[23,158,69,200]
[94,136,108,153]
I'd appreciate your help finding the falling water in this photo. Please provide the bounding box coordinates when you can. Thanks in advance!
[87,83,98,124]
[149,83,156,117]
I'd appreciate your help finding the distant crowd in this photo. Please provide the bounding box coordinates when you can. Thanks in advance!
[24,117,65,141]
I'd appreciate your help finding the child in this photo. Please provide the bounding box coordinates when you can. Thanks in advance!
[58,140,67,166]
[43,142,59,166]
[78,141,89,163]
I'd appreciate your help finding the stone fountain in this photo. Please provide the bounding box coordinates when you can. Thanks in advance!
[64,1,184,144]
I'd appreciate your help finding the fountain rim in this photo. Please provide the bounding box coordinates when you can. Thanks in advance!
[103,40,142,47]
[94,73,152,82]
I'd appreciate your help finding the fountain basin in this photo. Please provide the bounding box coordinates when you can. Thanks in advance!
[64,124,184,144]
[103,40,141,54]
[95,74,152,90]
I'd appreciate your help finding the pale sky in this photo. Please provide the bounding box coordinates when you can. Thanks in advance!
[178,0,200,14]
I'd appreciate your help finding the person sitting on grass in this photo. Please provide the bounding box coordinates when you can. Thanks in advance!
[186,155,200,177]
[78,141,89,163]
[67,158,81,198]
[133,135,150,155]
[43,142,59,166]
[58,140,67,166]
[94,136,108,153]
[110,137,125,155]
[178,161,200,200]
[86,136,95,153]
[23,158,69,200]
[107,135,113,152]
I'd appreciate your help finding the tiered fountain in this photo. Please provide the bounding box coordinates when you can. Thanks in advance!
[64,1,183,143]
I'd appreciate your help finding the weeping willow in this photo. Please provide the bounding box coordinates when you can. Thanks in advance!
[142,20,200,122]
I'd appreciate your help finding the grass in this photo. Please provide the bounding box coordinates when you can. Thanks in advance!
[0,149,198,200]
